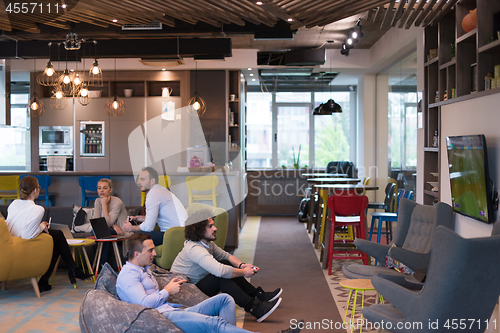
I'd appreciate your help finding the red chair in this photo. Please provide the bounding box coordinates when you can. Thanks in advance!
[326,194,369,275]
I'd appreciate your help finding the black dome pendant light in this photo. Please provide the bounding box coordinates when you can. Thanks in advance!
[319,41,342,115]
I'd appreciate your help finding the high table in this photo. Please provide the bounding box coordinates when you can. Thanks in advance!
[306,178,361,234]
[315,184,379,268]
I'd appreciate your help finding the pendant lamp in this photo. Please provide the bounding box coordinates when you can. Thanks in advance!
[319,41,342,114]
[27,59,45,117]
[37,42,57,86]
[50,44,68,110]
[106,59,125,116]
[89,40,103,87]
[188,62,207,116]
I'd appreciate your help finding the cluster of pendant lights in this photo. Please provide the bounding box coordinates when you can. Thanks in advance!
[28,37,124,117]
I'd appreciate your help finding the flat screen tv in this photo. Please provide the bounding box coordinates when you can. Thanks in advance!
[446,134,494,224]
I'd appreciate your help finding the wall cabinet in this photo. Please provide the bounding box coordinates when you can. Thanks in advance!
[422,0,500,205]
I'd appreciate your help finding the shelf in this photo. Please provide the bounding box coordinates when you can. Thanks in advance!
[229,99,240,103]
[424,57,439,67]
[428,102,440,108]
[457,29,477,44]
[479,39,500,54]
[424,190,439,198]
[439,59,456,70]
[424,147,439,152]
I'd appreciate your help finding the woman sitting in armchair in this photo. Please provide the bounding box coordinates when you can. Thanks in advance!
[5,176,92,292]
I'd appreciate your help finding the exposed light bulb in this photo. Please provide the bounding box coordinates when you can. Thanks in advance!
[351,31,358,39]
[31,101,38,110]
[347,38,353,45]
[74,75,81,85]
[55,91,63,99]
[193,101,201,111]
[81,88,88,97]
[112,100,119,109]
[256,1,263,5]
[63,74,71,84]
[91,60,100,75]
[46,67,54,76]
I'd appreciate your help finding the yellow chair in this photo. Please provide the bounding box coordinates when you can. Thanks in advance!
[154,227,185,270]
[185,176,219,207]
[0,175,20,204]
[141,175,171,206]
[0,218,53,298]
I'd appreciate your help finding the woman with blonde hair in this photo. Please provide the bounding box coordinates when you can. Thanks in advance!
[92,178,128,266]
[6,176,92,292]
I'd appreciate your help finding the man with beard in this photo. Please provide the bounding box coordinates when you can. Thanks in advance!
[171,208,282,322]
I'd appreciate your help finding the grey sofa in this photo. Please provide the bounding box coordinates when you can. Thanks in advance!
[342,199,454,280]
[363,225,500,333]
[79,263,208,333]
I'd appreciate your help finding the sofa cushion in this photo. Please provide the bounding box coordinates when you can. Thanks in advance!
[95,262,119,298]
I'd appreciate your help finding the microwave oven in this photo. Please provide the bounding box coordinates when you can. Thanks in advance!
[39,126,73,151]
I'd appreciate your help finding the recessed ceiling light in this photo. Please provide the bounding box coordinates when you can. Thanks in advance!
[248,68,252,70]
[61,4,67,8]
[287,18,293,22]
[161,68,166,71]
[252,79,256,81]
[256,1,263,5]
[112,19,118,23]
[250,73,254,76]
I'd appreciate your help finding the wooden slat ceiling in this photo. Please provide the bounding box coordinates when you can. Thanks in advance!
[0,0,457,36]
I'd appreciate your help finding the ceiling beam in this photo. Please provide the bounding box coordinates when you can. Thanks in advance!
[0,38,232,59]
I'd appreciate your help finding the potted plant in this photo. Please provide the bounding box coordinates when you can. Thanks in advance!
[293,145,301,169]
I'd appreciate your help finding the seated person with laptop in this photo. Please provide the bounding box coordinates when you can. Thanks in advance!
[124,167,188,246]
[6,176,92,292]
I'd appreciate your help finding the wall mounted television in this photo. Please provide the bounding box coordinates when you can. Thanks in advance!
[446,134,494,224]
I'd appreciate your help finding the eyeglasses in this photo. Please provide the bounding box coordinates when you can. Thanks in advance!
[37,186,41,189]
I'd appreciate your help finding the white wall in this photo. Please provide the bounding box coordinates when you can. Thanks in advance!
[440,93,500,237]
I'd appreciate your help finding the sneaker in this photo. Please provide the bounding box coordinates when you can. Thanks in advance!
[250,297,282,322]
[277,320,304,333]
[256,286,283,302]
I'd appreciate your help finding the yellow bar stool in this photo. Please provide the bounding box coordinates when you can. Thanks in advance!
[317,189,329,248]
[141,175,171,206]
[0,175,20,204]
[339,279,384,333]
[185,175,219,207]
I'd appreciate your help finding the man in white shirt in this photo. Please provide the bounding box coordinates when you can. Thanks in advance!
[124,167,188,245]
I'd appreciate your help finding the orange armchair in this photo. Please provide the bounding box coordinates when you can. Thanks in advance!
[0,218,53,297]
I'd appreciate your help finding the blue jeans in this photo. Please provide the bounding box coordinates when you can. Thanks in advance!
[163,294,253,333]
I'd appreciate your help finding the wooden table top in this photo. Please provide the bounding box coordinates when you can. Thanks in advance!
[339,279,375,291]
[302,173,348,178]
[307,177,361,184]
[68,238,95,247]
[87,236,126,243]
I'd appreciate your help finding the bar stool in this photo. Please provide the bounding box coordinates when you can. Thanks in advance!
[339,279,384,333]
[326,194,369,275]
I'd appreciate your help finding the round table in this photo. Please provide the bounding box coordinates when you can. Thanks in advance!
[50,238,96,286]
[339,279,384,333]
[88,236,126,278]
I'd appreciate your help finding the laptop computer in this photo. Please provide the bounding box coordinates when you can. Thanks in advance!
[50,223,74,239]
[90,217,125,240]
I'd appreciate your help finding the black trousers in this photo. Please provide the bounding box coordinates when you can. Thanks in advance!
[195,272,257,312]
[39,229,77,283]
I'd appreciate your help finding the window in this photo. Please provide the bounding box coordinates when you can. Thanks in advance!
[247,90,355,169]
[0,73,31,171]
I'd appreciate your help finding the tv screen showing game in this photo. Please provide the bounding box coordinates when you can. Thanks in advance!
[446,135,493,224]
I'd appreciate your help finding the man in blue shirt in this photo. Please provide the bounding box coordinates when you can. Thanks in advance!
[116,233,301,333]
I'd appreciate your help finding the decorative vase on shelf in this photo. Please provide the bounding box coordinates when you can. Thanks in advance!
[462,9,477,33]
[190,155,202,167]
